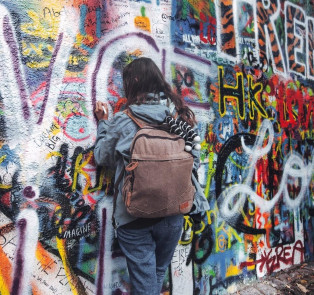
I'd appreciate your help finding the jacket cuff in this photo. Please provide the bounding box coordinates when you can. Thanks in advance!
[97,119,109,133]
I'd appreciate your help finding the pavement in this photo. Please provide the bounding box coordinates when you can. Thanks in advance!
[231,261,314,295]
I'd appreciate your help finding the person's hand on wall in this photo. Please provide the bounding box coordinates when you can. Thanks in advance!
[94,101,109,121]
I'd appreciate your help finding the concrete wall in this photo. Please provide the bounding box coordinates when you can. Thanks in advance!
[0,0,313,294]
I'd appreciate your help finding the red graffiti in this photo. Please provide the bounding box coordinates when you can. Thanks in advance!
[277,82,314,130]
[200,12,216,45]
[240,240,304,274]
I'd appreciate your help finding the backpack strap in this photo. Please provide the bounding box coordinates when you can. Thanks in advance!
[124,108,171,131]
[123,109,149,128]
[112,167,125,233]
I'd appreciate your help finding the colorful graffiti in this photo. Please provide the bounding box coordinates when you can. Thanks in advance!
[0,0,313,294]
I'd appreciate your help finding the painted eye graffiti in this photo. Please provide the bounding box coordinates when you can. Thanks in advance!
[63,113,91,142]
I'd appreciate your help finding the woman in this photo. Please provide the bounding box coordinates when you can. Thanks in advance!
[94,57,209,295]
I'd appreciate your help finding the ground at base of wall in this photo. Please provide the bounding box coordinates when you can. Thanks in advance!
[230,261,314,295]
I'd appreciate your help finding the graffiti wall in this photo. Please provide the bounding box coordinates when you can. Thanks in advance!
[0,0,313,294]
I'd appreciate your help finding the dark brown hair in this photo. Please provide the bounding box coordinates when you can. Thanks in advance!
[123,57,196,126]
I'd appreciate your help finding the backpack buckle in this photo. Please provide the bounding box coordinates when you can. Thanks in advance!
[126,161,138,172]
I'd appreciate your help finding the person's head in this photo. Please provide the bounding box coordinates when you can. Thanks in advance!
[123,57,195,126]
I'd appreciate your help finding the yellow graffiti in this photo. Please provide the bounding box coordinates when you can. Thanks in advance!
[46,151,63,159]
[0,155,6,164]
[68,54,89,67]
[46,150,106,193]
[29,60,51,69]
[72,151,103,194]
[56,237,87,295]
[218,66,267,120]
[208,204,243,252]
[194,81,203,102]
[229,155,252,170]
[216,221,242,251]
[248,75,266,119]
[179,215,206,245]
[218,66,245,120]
[88,167,106,194]
[22,40,54,69]
[246,259,256,271]
[31,43,45,56]
[75,32,96,48]
[21,10,59,40]
[179,216,194,245]
[0,155,12,189]
[0,271,10,295]
[0,183,11,189]
[20,8,62,69]
[217,234,227,252]
[0,276,10,295]
[206,206,217,225]
[226,262,242,277]
[204,152,215,198]
[240,207,255,228]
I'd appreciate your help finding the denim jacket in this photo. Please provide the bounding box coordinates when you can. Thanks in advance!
[94,102,210,228]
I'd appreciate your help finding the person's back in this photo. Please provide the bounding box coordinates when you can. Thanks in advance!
[94,57,209,295]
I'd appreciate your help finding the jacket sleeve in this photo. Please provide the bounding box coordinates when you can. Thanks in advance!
[94,119,120,169]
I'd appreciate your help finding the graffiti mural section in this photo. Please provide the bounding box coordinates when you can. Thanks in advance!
[0,0,313,294]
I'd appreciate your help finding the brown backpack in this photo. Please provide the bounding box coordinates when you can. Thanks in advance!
[115,108,195,219]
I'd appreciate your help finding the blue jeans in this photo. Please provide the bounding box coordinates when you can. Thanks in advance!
[117,215,183,295]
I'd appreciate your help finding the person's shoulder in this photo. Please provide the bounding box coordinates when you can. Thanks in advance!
[111,110,130,122]
[111,110,136,131]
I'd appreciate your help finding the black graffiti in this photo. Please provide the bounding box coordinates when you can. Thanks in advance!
[48,143,104,193]
[186,224,213,266]
[40,143,107,240]
[48,143,71,192]
[50,193,94,239]
[215,133,267,234]
[173,68,195,95]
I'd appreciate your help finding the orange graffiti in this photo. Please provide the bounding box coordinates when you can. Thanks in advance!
[0,245,12,295]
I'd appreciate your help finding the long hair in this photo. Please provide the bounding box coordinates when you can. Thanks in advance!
[123,57,196,126]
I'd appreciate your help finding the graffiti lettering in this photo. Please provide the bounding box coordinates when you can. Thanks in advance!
[63,221,91,239]
[216,0,236,57]
[218,66,267,120]
[307,17,314,79]
[256,0,286,73]
[217,119,312,224]
[218,66,245,119]
[43,7,61,18]
[285,3,306,78]
[240,240,304,274]
[277,84,314,130]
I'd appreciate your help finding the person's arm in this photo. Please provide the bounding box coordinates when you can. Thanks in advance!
[94,119,119,168]
[93,101,121,168]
